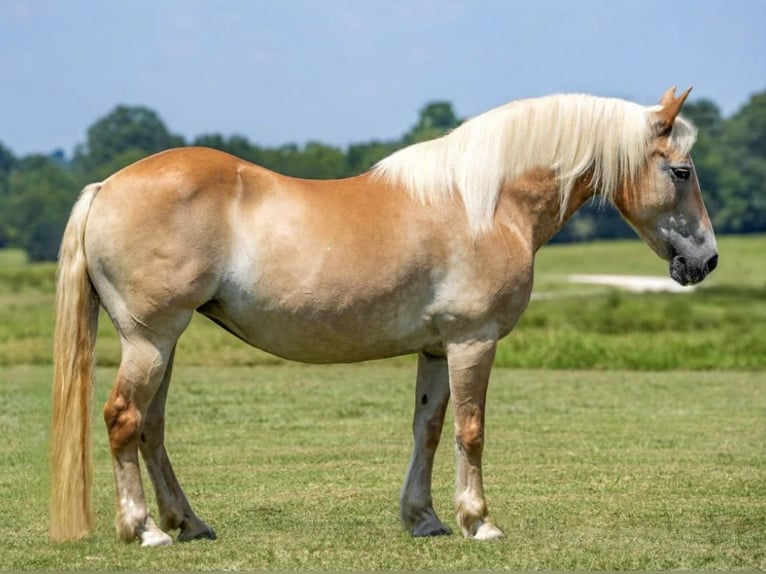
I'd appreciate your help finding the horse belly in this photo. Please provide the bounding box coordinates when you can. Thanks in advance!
[209,193,449,362]
[199,291,437,363]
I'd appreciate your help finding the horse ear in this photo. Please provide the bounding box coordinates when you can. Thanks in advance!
[654,86,693,135]
[659,86,678,107]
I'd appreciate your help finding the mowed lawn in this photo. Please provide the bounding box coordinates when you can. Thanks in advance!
[0,235,764,569]
[0,364,764,570]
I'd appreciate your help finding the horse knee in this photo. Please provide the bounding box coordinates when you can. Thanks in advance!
[416,416,445,451]
[104,393,142,450]
[426,420,443,450]
[455,406,484,456]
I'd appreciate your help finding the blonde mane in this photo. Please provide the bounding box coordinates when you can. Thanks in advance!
[372,93,697,233]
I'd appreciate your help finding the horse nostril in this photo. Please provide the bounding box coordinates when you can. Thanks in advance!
[706,253,719,274]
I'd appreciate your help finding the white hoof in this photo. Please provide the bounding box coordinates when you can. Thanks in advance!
[473,520,504,540]
[140,529,173,547]
[139,518,173,547]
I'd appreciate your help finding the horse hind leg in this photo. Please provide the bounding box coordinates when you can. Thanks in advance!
[139,345,216,542]
[400,352,452,536]
[104,324,188,547]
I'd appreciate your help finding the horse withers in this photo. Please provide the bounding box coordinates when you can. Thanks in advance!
[51,87,717,545]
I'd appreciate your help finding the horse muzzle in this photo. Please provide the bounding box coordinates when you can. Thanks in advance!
[669,252,718,286]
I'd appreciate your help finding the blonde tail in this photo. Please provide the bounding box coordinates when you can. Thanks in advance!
[50,183,102,542]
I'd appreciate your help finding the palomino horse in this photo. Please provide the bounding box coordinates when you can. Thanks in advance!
[51,87,718,545]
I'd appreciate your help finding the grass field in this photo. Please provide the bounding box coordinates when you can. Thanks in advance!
[0,236,764,569]
[1,365,764,570]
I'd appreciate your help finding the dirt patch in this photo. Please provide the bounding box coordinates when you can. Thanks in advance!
[567,274,697,294]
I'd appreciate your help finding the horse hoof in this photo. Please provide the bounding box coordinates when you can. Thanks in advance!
[178,526,217,542]
[411,523,452,537]
[473,521,504,540]
[140,530,173,547]
[139,517,174,547]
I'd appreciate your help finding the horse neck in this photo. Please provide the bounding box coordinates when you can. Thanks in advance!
[495,168,597,252]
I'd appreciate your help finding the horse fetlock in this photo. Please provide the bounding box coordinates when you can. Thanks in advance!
[400,501,451,537]
[158,508,184,532]
[116,521,138,543]
[115,504,144,542]
[455,492,489,538]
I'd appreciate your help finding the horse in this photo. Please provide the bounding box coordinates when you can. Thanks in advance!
[50,87,718,546]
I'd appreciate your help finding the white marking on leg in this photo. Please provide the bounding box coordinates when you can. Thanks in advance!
[139,517,173,547]
[447,336,505,540]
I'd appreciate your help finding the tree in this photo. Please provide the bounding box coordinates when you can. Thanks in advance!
[0,142,16,199]
[3,155,79,261]
[288,142,348,179]
[346,140,398,174]
[0,142,16,176]
[718,92,766,233]
[405,101,461,144]
[74,105,185,180]
[0,142,18,246]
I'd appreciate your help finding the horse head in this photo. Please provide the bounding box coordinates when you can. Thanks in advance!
[613,86,718,285]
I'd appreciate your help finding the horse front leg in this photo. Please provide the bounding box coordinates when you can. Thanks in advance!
[400,352,452,536]
[139,347,216,543]
[446,336,504,540]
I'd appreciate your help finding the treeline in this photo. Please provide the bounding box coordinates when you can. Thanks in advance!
[0,92,763,261]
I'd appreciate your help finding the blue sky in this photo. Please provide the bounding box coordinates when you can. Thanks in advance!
[1,0,764,156]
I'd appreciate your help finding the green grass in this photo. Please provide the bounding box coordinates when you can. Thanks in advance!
[0,364,763,570]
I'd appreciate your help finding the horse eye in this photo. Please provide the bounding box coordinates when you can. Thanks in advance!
[672,167,691,180]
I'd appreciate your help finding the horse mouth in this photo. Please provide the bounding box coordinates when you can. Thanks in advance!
[669,253,718,286]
